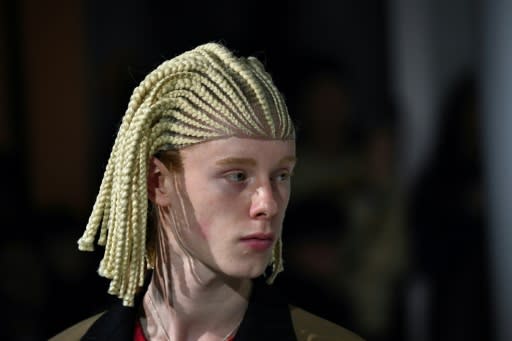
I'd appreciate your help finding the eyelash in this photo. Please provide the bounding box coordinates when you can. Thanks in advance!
[274,171,293,182]
[225,171,248,183]
[224,170,293,184]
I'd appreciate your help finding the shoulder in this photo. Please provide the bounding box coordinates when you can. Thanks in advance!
[290,306,364,341]
[49,313,104,341]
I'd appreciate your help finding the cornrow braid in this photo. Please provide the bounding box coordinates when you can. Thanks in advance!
[77,42,295,306]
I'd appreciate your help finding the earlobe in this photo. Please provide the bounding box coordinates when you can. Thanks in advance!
[147,157,173,206]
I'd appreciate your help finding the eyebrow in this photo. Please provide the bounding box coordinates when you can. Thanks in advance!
[279,156,297,166]
[215,156,297,167]
[216,157,257,167]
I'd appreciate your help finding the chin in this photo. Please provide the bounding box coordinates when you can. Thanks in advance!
[225,262,269,280]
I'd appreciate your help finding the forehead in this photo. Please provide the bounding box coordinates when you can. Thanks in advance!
[180,137,296,164]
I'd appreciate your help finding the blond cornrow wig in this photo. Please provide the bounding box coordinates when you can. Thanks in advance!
[77,43,295,306]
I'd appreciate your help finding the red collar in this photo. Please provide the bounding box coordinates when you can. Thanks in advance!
[133,320,146,341]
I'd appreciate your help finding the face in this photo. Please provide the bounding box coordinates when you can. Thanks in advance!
[161,137,296,280]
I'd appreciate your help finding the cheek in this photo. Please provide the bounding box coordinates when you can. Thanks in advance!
[278,185,292,209]
[192,206,213,240]
[197,223,210,240]
[192,196,225,240]
[277,190,291,224]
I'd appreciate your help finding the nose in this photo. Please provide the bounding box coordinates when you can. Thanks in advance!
[249,183,278,219]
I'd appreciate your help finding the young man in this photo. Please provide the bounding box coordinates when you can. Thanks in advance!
[51,43,363,341]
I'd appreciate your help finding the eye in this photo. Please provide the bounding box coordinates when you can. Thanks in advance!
[225,171,247,183]
[274,170,293,182]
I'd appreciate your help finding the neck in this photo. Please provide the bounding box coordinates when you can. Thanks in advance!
[142,249,251,341]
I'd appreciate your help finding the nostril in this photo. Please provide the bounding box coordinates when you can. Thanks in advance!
[256,211,268,218]
[250,184,278,218]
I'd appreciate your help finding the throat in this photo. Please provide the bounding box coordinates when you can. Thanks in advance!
[141,276,251,341]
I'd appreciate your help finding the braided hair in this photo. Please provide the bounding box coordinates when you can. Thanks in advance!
[77,43,295,306]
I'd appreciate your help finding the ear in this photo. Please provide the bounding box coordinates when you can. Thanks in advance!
[147,156,173,206]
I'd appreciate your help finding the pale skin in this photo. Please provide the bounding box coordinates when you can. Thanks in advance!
[145,137,296,341]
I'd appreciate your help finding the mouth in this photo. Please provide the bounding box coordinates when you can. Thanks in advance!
[239,233,275,251]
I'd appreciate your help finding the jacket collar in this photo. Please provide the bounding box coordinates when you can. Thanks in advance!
[233,277,297,340]
[82,277,297,341]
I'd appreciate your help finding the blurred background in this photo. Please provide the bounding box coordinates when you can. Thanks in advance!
[1,0,511,340]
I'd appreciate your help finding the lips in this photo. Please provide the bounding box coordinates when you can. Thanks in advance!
[240,233,275,251]
[240,233,274,241]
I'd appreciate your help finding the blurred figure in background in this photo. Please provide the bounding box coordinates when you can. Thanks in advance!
[282,57,408,340]
[410,74,491,340]
[340,115,408,341]
[277,57,358,328]
[289,57,359,202]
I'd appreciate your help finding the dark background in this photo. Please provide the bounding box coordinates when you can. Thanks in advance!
[0,1,497,340]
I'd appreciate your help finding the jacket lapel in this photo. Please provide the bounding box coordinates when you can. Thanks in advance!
[81,301,137,341]
[233,278,297,341]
